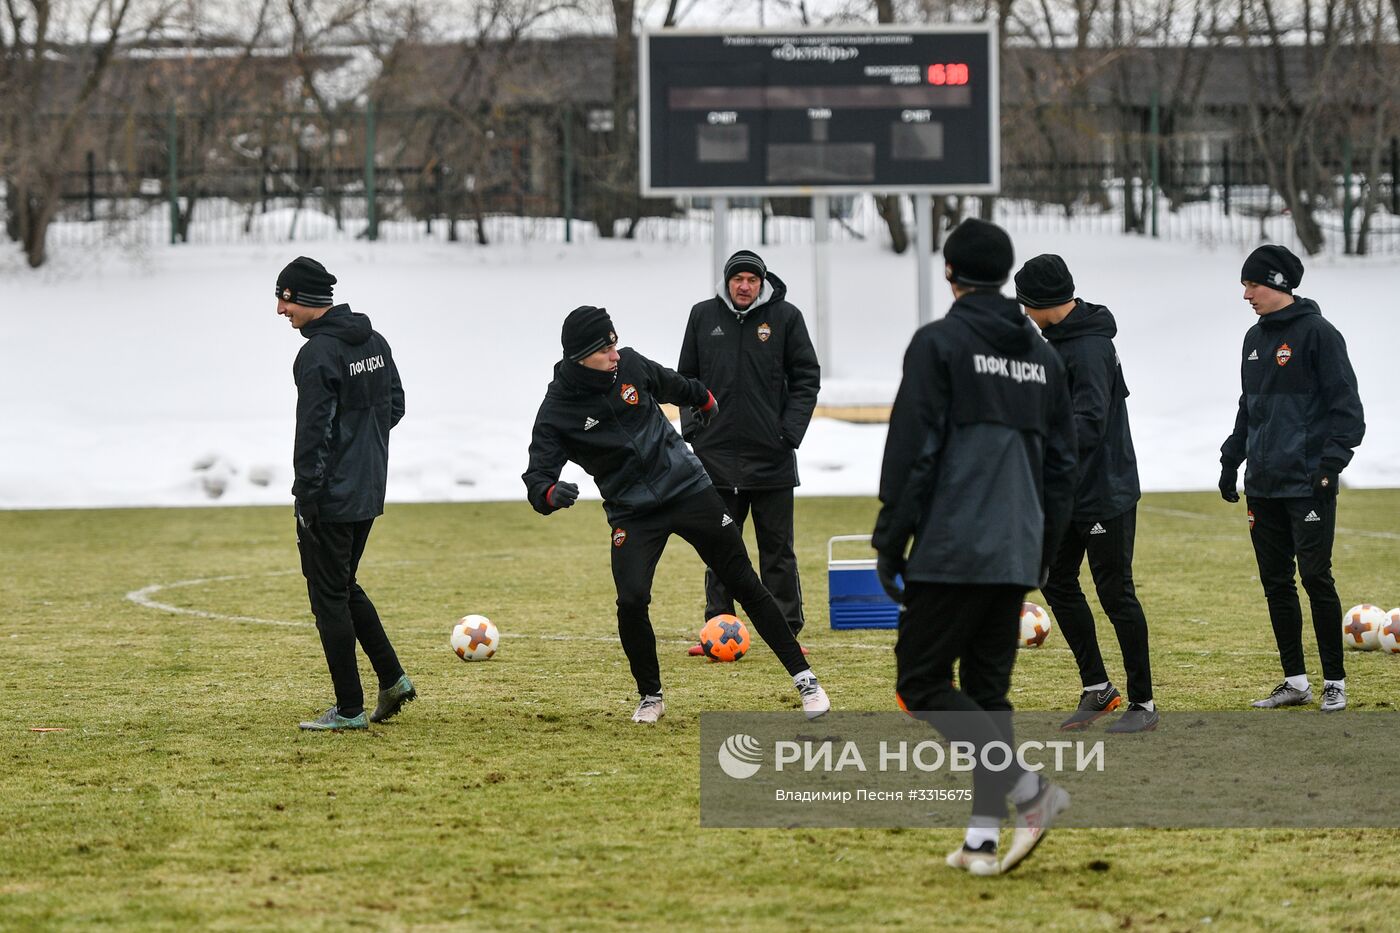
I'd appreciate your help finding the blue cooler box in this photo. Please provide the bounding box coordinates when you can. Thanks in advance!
[827,535,901,629]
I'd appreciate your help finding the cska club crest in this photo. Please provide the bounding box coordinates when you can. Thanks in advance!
[1275,343,1292,366]
[281,287,293,300]
[612,528,628,547]
[757,322,772,343]
[620,384,639,405]
[1248,510,1256,530]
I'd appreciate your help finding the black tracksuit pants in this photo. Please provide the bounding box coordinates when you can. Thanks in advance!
[297,517,404,718]
[1040,507,1154,705]
[1246,495,1345,682]
[611,486,810,696]
[895,583,1026,822]
[703,486,805,636]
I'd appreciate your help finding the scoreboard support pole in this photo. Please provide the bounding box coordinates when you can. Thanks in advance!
[914,192,934,327]
[712,196,730,288]
[811,194,833,375]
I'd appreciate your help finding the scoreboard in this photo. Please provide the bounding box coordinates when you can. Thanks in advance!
[639,26,999,196]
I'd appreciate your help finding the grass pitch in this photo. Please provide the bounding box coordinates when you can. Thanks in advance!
[3,491,1400,931]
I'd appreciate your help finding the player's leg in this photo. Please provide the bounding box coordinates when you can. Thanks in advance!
[343,519,406,691]
[702,487,749,620]
[677,489,806,674]
[339,518,414,723]
[691,488,751,656]
[675,487,827,716]
[750,487,806,639]
[898,583,1027,873]
[1040,525,1120,729]
[1084,508,1157,732]
[610,510,671,721]
[297,518,368,728]
[1247,496,1311,707]
[960,584,1070,874]
[1292,496,1345,710]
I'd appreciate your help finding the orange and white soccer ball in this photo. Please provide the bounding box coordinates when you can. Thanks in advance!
[1342,604,1385,651]
[451,614,500,661]
[1376,608,1400,655]
[1019,602,1054,649]
[699,613,751,662]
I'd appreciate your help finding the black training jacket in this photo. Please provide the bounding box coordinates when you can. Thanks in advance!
[292,304,405,523]
[677,272,821,489]
[873,292,1077,589]
[1039,300,1141,523]
[523,348,713,524]
[1220,298,1365,498]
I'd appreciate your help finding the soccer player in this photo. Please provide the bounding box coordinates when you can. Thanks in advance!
[1015,254,1158,733]
[1220,245,1365,713]
[678,249,821,656]
[873,219,1078,876]
[278,256,415,732]
[522,305,830,724]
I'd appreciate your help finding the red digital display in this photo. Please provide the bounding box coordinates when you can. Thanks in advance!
[927,63,970,86]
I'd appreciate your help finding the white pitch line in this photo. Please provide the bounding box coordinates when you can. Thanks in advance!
[124,570,1287,657]
[125,572,310,628]
[1139,503,1400,542]
[122,570,904,647]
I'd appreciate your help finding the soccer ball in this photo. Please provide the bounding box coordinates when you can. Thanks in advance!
[1343,604,1385,651]
[1376,608,1400,655]
[1019,602,1054,649]
[451,614,500,661]
[699,614,751,662]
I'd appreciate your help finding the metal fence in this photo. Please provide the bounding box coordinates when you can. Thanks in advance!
[22,109,1400,256]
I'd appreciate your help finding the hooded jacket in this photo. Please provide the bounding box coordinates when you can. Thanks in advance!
[1220,298,1365,498]
[292,304,404,523]
[1039,300,1141,523]
[677,272,821,489]
[873,292,1077,588]
[523,347,713,524]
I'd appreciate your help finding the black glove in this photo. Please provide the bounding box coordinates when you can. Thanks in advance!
[1218,466,1240,503]
[1312,464,1341,499]
[547,481,579,510]
[295,500,320,547]
[689,391,719,429]
[876,552,906,604]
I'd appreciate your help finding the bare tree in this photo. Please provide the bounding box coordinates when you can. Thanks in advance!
[1340,0,1397,254]
[1239,0,1349,253]
[1,0,177,266]
[148,0,277,243]
[573,0,639,238]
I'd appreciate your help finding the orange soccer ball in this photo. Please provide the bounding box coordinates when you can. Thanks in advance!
[699,614,751,662]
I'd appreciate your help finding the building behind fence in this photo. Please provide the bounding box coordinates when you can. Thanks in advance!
[11,38,1400,257]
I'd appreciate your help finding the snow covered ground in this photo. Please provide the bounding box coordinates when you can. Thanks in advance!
[1,226,1396,510]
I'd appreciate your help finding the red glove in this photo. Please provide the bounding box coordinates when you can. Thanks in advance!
[692,391,718,428]
[546,481,579,510]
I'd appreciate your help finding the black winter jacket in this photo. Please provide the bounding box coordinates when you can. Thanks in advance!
[523,348,713,524]
[1220,298,1365,498]
[677,272,821,489]
[873,292,1078,589]
[292,305,405,523]
[1039,300,1141,523]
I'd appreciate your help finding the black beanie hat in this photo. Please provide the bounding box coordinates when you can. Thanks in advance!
[724,249,767,282]
[561,306,617,362]
[1241,245,1303,293]
[1015,254,1076,309]
[276,256,336,307]
[943,218,1014,288]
